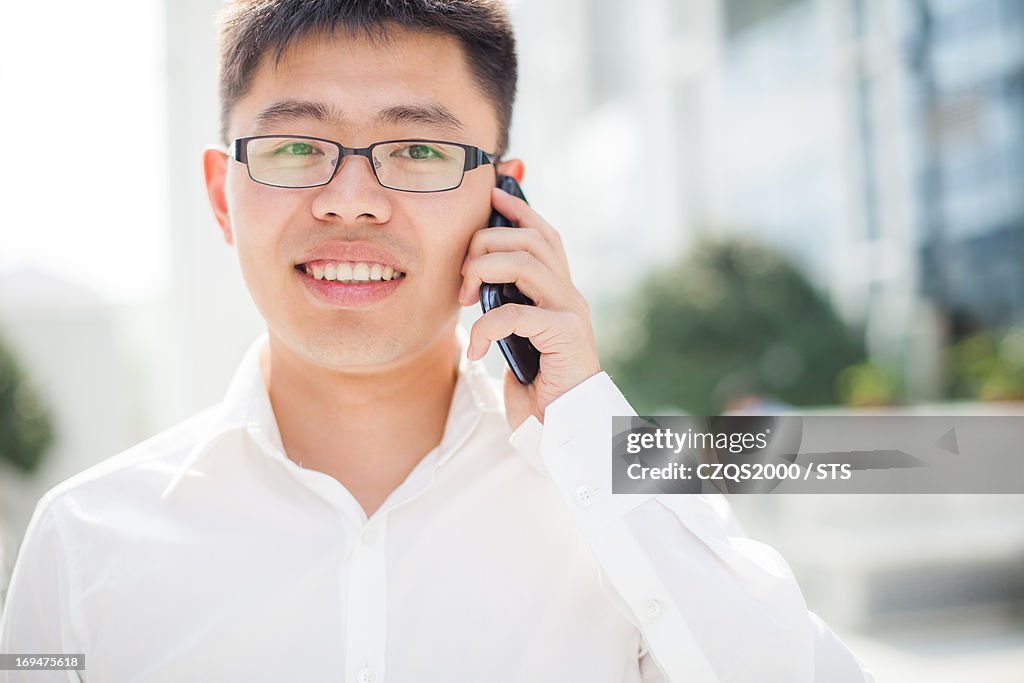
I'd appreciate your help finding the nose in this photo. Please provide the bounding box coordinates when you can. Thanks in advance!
[310,153,393,225]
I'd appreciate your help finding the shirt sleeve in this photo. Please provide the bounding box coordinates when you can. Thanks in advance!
[509,372,876,683]
[0,493,86,683]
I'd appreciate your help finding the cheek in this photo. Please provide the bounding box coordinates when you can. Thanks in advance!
[453,178,496,250]
[410,187,491,278]
[229,176,286,243]
[437,197,492,287]
[227,183,291,281]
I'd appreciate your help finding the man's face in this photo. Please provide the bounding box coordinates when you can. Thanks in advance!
[209,27,501,371]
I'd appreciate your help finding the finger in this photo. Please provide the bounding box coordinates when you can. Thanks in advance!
[465,226,566,279]
[491,187,570,273]
[467,304,579,360]
[459,251,577,310]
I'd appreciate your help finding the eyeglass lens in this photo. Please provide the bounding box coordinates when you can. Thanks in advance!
[243,137,469,191]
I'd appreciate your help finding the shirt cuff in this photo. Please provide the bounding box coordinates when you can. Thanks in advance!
[512,371,654,515]
[508,414,545,474]
[508,371,614,476]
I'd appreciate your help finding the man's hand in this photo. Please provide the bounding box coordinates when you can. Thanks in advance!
[459,186,602,431]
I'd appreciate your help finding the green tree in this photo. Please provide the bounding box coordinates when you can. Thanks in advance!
[0,333,55,474]
[605,237,866,415]
[950,326,1024,401]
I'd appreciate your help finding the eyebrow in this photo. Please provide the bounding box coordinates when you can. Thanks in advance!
[250,99,466,137]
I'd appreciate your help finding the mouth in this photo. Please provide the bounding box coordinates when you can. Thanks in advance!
[295,259,407,283]
[295,259,406,308]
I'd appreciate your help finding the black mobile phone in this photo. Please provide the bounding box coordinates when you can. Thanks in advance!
[479,175,541,384]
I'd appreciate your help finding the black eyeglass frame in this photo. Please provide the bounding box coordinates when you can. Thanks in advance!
[228,134,498,193]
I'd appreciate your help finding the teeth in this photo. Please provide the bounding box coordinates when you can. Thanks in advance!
[304,261,404,282]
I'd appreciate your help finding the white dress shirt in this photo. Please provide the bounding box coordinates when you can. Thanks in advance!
[1,328,874,682]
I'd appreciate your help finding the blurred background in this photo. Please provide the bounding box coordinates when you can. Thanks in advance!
[1,0,1022,678]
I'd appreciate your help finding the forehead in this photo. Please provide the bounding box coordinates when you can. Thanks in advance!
[229,26,499,146]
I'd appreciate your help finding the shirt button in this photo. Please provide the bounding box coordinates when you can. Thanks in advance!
[357,667,376,683]
[645,599,662,618]
[574,484,596,507]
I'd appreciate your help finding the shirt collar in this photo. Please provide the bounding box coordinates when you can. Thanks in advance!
[161,325,504,499]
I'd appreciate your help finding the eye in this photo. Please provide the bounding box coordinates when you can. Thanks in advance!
[274,141,322,156]
[393,143,445,160]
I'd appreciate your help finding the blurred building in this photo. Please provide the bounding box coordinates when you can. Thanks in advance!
[908,0,1024,333]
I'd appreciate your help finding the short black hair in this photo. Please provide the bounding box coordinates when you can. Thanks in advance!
[216,0,518,154]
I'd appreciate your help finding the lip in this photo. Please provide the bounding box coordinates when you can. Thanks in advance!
[296,242,405,272]
[296,265,404,307]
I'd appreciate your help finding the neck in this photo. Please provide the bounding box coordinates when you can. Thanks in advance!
[261,323,461,516]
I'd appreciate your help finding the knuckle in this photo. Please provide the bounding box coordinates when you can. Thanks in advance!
[467,230,487,254]
[548,224,564,245]
[520,227,542,244]
[514,250,534,268]
[507,303,527,322]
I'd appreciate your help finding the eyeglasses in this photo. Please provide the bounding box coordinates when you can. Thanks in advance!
[228,135,498,193]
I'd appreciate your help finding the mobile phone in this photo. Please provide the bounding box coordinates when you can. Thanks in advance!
[479,175,541,384]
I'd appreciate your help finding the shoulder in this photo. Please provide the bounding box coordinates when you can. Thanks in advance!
[36,404,222,523]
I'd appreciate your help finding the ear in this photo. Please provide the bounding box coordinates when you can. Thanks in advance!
[496,158,525,184]
[203,146,233,246]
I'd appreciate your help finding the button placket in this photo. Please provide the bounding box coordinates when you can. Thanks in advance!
[345,514,389,683]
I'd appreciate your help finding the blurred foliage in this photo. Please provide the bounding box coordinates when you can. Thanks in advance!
[605,236,866,415]
[837,361,903,407]
[0,333,55,474]
[950,326,1024,401]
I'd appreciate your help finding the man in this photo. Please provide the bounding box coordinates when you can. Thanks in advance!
[0,1,874,681]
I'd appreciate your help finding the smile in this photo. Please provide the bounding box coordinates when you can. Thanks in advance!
[295,259,406,308]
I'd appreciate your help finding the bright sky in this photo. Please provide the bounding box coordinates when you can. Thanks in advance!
[0,0,170,304]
